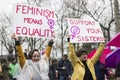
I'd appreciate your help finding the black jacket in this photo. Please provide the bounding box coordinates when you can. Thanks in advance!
[57,59,73,76]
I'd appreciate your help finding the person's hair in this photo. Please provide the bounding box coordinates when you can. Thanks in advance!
[76,48,88,57]
[63,54,68,59]
[25,49,28,52]
[0,58,7,64]
[28,49,40,59]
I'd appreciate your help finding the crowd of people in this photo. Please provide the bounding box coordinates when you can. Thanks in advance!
[0,34,119,80]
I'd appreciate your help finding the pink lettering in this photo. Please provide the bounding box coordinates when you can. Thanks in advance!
[16,26,21,34]
[22,5,27,14]
[24,18,42,25]
[51,30,55,38]
[70,19,74,24]
[15,4,54,18]
[16,5,21,13]
[45,30,55,38]
[77,36,104,42]
[22,27,27,35]
[34,28,40,36]
[69,19,95,25]
[16,26,55,37]
[28,28,33,36]
[87,28,102,34]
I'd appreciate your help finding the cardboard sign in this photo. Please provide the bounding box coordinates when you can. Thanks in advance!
[12,4,55,38]
[68,17,104,43]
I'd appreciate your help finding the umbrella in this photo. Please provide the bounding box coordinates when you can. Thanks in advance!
[106,32,120,47]
[105,48,120,68]
[87,47,111,64]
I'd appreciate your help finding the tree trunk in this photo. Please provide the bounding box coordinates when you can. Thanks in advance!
[114,0,120,34]
[61,36,64,57]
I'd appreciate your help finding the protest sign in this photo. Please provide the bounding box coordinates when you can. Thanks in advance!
[68,16,104,43]
[12,4,55,38]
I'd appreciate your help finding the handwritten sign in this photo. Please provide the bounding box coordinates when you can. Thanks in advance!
[12,4,55,38]
[68,18,104,43]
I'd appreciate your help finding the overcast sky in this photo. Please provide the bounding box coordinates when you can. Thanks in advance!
[0,0,62,15]
[0,0,27,14]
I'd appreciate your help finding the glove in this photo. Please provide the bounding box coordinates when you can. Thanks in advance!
[12,33,21,45]
[15,41,21,45]
[67,38,70,42]
[48,39,54,47]
[67,35,70,42]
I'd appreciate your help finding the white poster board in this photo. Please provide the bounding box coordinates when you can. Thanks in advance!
[12,4,55,38]
[68,17,105,43]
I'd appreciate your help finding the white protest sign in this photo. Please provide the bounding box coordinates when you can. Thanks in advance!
[12,4,55,38]
[68,16,105,43]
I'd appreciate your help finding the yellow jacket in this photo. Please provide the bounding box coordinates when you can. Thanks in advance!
[68,43,105,80]
[16,44,52,68]
[0,64,2,73]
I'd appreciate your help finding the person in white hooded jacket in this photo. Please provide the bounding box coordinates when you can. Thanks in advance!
[12,34,54,80]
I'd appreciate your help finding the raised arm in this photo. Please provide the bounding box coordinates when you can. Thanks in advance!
[91,43,105,65]
[68,38,77,66]
[45,39,54,58]
[12,34,26,68]
[0,64,2,74]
